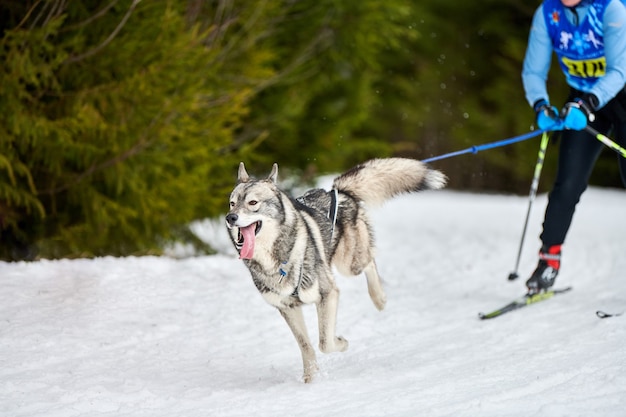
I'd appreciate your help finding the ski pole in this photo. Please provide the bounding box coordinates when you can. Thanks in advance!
[508,131,551,281]
[584,126,626,158]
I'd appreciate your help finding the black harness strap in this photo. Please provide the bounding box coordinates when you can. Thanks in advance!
[328,188,339,243]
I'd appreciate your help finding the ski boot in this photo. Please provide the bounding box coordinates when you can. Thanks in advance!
[526,244,561,294]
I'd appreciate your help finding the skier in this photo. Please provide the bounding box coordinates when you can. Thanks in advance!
[522,0,626,294]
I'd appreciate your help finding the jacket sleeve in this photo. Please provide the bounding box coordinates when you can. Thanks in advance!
[589,0,626,109]
[522,5,553,108]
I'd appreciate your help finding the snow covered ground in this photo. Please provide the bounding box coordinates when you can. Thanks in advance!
[1,187,625,417]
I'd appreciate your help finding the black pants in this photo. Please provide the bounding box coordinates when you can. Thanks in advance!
[540,89,626,247]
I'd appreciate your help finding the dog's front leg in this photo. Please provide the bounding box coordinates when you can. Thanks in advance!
[316,284,349,354]
[278,307,318,383]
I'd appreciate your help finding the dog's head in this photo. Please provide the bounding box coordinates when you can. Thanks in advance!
[225,162,282,260]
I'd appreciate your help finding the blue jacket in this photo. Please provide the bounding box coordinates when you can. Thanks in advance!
[522,0,626,109]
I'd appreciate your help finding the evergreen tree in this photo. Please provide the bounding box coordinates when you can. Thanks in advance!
[363,0,566,193]
[0,0,414,259]
[224,0,420,178]
[1,0,619,260]
[0,1,271,259]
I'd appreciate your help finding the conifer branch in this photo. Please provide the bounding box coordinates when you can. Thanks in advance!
[16,0,44,29]
[65,0,141,64]
[38,138,152,196]
[61,0,121,31]
[38,111,168,196]
[42,0,68,27]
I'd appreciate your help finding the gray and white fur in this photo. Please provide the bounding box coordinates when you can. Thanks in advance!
[225,157,446,382]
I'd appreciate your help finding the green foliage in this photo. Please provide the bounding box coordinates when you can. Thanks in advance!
[359,0,571,192]
[0,0,620,260]
[236,0,419,177]
[0,1,265,259]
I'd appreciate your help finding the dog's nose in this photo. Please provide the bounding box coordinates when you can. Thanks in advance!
[225,213,238,226]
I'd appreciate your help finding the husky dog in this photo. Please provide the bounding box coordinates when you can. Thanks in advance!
[225,158,446,382]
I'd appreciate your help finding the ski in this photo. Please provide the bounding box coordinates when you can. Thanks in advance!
[479,287,572,320]
[596,310,623,319]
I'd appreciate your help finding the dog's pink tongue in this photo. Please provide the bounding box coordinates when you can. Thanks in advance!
[239,224,256,259]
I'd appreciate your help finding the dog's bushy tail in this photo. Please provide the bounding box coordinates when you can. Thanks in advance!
[332,158,446,206]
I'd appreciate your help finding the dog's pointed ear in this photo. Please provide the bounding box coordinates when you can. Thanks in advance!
[268,163,278,183]
[237,162,250,183]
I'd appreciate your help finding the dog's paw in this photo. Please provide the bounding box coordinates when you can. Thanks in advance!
[302,361,319,383]
[335,336,349,352]
[371,292,387,311]
[320,336,349,353]
[366,275,387,311]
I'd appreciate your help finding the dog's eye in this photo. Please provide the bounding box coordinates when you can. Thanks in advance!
[248,200,258,206]
[229,201,235,207]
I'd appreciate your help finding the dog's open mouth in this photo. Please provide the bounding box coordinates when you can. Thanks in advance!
[236,221,262,259]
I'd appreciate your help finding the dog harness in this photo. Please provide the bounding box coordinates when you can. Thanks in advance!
[279,188,339,300]
[328,188,339,243]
